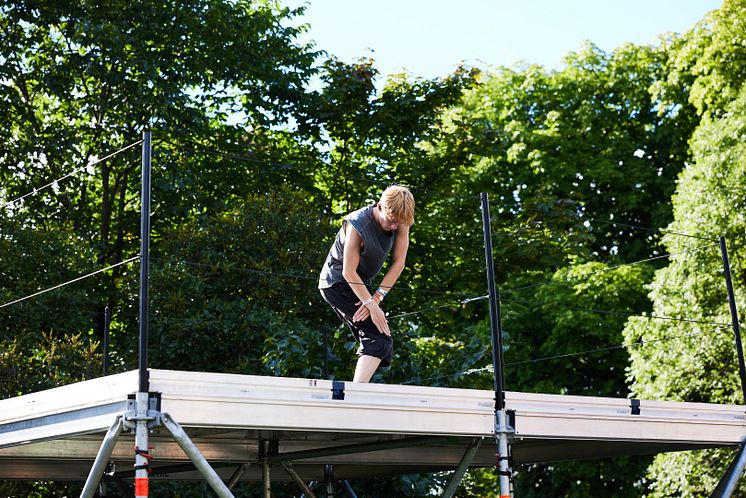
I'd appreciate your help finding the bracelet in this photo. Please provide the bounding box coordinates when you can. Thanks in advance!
[376,287,388,299]
[361,296,375,307]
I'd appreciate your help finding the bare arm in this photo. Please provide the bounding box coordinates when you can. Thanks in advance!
[377,223,410,294]
[350,224,411,326]
[342,223,390,335]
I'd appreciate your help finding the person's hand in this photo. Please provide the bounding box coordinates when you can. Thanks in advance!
[352,294,382,322]
[353,298,389,336]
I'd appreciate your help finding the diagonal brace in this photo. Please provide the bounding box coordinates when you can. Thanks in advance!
[80,414,125,498]
[441,437,483,498]
[161,412,235,498]
[710,439,746,498]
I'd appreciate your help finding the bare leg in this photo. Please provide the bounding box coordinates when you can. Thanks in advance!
[353,355,382,383]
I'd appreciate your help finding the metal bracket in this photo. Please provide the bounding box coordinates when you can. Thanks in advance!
[630,399,641,415]
[332,381,345,400]
[506,409,516,432]
[259,439,279,459]
[495,414,516,435]
[123,393,163,429]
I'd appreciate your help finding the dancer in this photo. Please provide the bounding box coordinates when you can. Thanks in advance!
[319,186,415,382]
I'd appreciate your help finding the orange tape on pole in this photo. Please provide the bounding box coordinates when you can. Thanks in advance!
[135,477,149,497]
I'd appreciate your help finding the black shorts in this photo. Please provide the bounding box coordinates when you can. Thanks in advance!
[320,282,394,367]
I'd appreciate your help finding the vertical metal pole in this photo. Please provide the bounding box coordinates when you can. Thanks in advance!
[325,464,335,498]
[495,410,512,498]
[136,131,152,498]
[480,193,511,498]
[719,236,746,404]
[103,306,111,376]
[134,392,149,498]
[139,131,152,393]
[480,193,505,407]
[262,460,271,498]
[261,440,271,498]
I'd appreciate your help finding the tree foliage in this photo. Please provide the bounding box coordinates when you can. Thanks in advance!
[624,83,746,498]
[431,40,693,264]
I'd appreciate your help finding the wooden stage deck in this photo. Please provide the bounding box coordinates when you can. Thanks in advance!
[0,369,744,481]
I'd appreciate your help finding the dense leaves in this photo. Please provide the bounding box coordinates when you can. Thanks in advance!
[624,84,746,497]
[433,41,691,263]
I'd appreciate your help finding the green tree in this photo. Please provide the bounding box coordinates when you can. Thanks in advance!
[431,41,694,264]
[0,216,106,395]
[412,39,706,495]
[661,0,746,119]
[148,188,333,378]
[312,57,479,210]
[0,219,103,498]
[0,0,319,229]
[499,262,654,497]
[0,0,323,366]
[624,85,746,497]
[1,1,322,494]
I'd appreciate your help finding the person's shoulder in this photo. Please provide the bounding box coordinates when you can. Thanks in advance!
[345,205,374,233]
[346,205,373,223]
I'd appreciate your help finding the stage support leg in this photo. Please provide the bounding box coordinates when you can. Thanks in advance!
[262,459,271,498]
[134,392,150,498]
[325,464,335,498]
[260,440,272,498]
[161,413,234,498]
[79,415,124,498]
[495,411,513,498]
[280,461,317,498]
[300,481,318,498]
[227,463,250,489]
[441,437,482,498]
[710,441,746,498]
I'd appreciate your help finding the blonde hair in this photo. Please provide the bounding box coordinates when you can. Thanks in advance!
[380,185,415,226]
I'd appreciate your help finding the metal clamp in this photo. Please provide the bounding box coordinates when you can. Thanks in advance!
[332,381,345,400]
[123,395,163,429]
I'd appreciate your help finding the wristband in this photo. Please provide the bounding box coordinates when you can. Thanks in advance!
[376,287,388,299]
[361,296,375,307]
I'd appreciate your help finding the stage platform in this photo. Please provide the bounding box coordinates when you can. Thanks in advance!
[0,369,744,481]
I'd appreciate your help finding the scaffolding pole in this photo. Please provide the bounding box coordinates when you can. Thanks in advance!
[719,236,746,405]
[481,193,513,498]
[79,415,125,498]
[280,461,317,498]
[135,131,153,498]
[710,439,746,498]
[161,413,234,498]
[441,437,483,498]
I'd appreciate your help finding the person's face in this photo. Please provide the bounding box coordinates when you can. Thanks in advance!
[377,204,400,231]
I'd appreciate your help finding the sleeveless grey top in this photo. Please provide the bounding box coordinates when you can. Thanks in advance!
[319,205,396,289]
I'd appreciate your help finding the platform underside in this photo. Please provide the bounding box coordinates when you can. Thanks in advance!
[1,369,744,481]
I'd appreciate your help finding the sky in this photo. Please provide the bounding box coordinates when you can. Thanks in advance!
[283,0,723,80]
